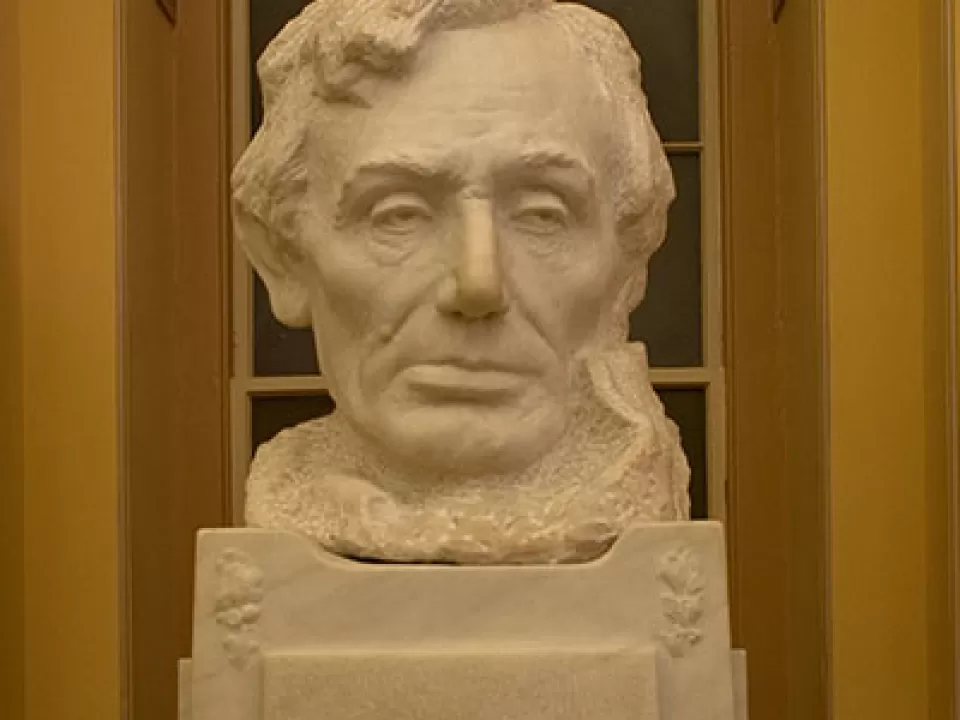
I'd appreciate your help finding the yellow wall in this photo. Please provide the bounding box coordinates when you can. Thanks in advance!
[824,1,955,718]
[0,0,25,715]
[18,0,121,718]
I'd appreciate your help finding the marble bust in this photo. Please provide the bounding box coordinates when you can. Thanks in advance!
[232,0,690,565]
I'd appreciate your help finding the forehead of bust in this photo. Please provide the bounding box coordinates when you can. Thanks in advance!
[312,14,620,193]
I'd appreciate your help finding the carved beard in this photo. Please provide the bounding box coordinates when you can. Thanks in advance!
[245,344,691,564]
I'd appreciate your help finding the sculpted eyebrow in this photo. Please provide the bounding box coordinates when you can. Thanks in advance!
[336,149,596,220]
[335,157,459,223]
[509,148,596,195]
[340,156,458,199]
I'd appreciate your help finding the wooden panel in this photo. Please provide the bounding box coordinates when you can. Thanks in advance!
[157,0,177,24]
[122,0,230,717]
[920,1,957,716]
[722,0,828,717]
[173,0,231,523]
[773,0,787,23]
[721,0,787,716]
[122,1,178,716]
[953,3,960,711]
[774,1,829,717]
[0,0,24,715]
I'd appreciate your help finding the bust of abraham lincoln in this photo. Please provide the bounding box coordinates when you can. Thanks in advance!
[232,0,690,565]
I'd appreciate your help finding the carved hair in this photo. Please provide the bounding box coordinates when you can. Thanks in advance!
[232,0,675,335]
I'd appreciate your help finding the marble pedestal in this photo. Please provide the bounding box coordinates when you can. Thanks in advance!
[181,522,746,720]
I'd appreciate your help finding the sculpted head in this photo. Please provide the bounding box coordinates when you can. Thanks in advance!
[233,0,674,481]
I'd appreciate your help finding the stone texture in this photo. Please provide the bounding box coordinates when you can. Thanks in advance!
[262,648,661,720]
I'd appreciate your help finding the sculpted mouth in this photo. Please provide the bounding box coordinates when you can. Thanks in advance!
[434,357,533,373]
[402,362,531,398]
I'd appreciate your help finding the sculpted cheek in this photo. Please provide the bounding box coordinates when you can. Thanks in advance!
[309,264,371,343]
[558,255,620,349]
[310,231,445,354]
[514,238,617,352]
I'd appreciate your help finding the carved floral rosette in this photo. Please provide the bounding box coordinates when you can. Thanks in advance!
[213,548,265,669]
[657,546,706,657]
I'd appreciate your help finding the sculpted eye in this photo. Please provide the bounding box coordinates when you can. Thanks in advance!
[510,191,572,235]
[370,193,434,235]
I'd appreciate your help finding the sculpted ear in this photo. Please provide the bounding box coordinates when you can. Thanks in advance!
[615,208,661,314]
[619,265,649,311]
[233,203,312,328]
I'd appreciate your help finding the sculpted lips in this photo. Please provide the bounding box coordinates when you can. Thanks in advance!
[400,358,535,399]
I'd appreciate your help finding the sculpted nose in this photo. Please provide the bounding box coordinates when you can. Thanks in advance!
[437,197,508,319]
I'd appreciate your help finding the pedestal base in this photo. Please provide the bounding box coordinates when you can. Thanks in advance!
[181,522,746,720]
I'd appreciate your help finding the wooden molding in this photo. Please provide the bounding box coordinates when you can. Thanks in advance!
[157,0,177,24]
[721,0,828,716]
[773,0,787,23]
[121,0,230,717]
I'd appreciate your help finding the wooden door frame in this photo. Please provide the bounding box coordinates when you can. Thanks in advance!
[721,0,829,717]
[119,0,833,718]
[949,0,960,711]
[118,1,231,718]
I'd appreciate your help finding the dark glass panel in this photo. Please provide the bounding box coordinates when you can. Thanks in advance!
[585,0,700,142]
[630,154,702,367]
[253,274,320,376]
[251,393,336,455]
[250,0,312,132]
[656,387,707,520]
[250,1,322,376]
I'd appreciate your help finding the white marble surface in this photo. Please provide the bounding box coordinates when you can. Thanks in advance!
[262,648,662,720]
[185,522,738,720]
[732,650,749,720]
[179,659,193,720]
